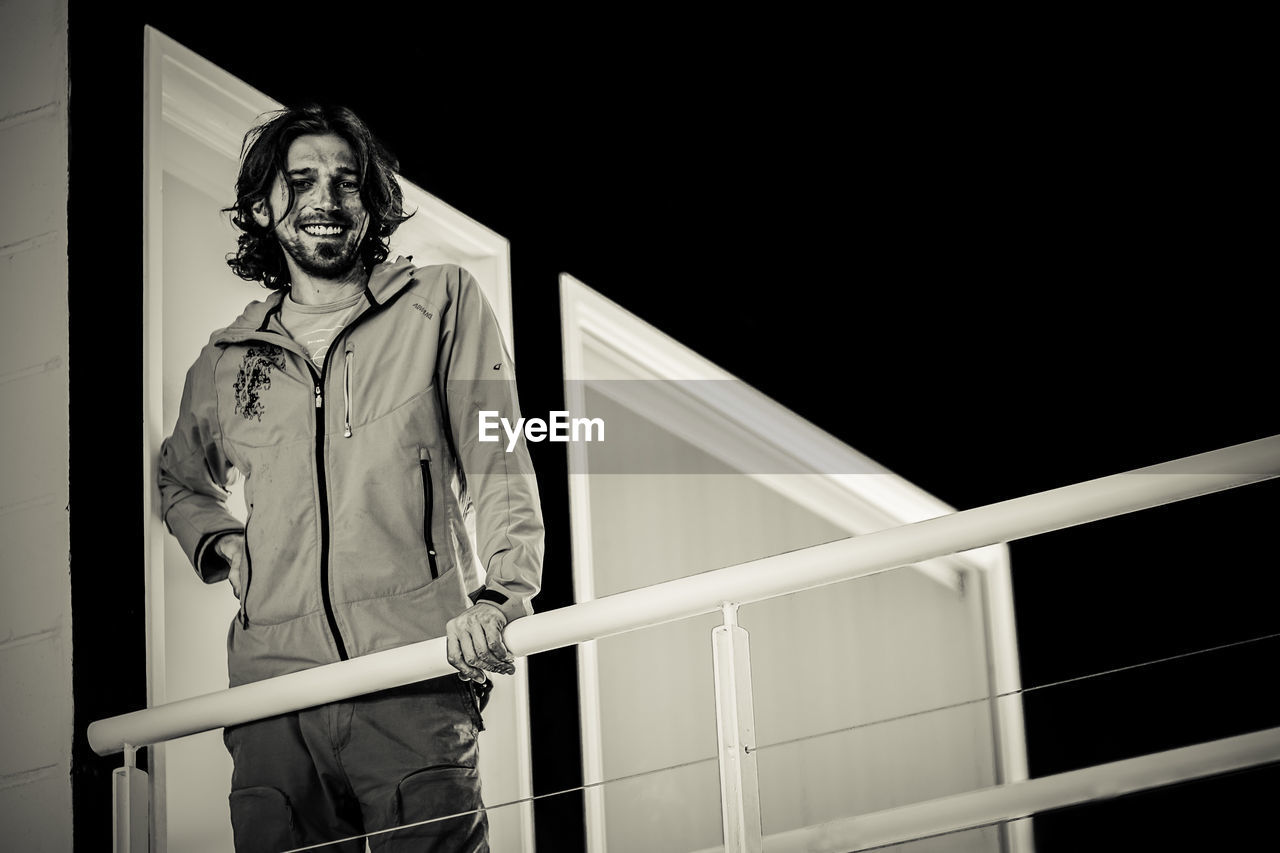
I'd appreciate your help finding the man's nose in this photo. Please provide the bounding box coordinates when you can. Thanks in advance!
[304,182,339,212]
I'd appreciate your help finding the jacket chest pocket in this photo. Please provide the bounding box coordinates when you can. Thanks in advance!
[419,449,440,580]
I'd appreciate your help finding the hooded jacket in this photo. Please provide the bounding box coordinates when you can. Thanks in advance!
[158,259,544,687]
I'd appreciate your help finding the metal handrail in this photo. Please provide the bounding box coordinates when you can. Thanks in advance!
[89,434,1280,756]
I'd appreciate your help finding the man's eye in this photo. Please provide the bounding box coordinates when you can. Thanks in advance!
[338,181,360,193]
[291,180,313,191]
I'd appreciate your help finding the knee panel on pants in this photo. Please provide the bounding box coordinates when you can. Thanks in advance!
[229,785,298,852]
[393,765,485,839]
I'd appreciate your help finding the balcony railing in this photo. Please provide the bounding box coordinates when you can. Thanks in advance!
[91,434,1280,851]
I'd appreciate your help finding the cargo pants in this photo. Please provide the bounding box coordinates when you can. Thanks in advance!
[222,676,491,852]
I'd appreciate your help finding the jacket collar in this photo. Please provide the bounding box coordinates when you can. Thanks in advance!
[213,256,418,345]
[363,255,418,306]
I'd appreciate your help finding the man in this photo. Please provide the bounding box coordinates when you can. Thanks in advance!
[158,103,544,852]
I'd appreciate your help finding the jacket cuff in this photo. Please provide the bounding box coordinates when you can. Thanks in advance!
[469,583,532,624]
[163,496,243,576]
[194,529,244,583]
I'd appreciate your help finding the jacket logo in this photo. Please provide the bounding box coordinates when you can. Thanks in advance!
[411,302,433,319]
[233,345,286,421]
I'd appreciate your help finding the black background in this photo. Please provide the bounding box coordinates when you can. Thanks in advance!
[67,6,1276,851]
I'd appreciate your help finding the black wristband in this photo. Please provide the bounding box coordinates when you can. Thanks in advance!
[475,587,509,606]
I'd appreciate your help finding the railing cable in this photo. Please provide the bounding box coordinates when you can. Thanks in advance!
[284,629,1280,852]
[279,755,724,853]
[749,629,1280,756]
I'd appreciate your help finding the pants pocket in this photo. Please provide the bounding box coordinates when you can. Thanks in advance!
[228,786,298,853]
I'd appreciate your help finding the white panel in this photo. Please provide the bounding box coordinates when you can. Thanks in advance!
[0,113,64,248]
[744,570,991,759]
[0,636,69,777]
[162,732,234,853]
[0,236,66,374]
[0,371,67,507]
[0,501,69,640]
[750,627,995,826]
[604,756,724,853]
[0,768,73,853]
[0,0,63,117]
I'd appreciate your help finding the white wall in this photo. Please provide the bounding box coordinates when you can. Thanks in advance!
[0,0,73,850]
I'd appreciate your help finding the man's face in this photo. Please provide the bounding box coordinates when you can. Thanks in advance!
[253,133,371,281]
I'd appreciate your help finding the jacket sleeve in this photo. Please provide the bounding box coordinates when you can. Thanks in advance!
[157,347,244,583]
[437,266,545,623]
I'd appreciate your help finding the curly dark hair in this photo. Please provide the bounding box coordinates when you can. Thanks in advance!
[224,103,412,289]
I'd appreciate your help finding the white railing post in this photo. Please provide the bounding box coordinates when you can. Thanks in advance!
[113,744,150,852]
[712,603,763,853]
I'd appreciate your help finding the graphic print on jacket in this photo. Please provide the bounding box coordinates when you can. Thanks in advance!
[233,344,287,421]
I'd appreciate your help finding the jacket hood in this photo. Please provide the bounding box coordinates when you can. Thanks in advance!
[214,256,419,344]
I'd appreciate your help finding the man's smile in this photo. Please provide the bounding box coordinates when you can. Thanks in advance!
[300,223,346,237]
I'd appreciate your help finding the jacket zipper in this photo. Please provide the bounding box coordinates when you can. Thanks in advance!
[312,360,349,661]
[420,449,440,579]
[309,301,384,662]
[241,294,380,663]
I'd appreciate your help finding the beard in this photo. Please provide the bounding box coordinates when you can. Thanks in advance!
[278,217,367,281]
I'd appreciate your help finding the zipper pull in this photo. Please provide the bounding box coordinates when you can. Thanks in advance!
[315,384,323,408]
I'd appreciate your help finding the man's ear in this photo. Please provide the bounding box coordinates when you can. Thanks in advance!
[251,198,272,229]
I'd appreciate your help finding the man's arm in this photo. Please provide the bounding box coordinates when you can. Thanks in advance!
[437,267,545,680]
[158,351,245,583]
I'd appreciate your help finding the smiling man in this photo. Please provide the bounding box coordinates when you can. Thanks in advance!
[157,103,545,852]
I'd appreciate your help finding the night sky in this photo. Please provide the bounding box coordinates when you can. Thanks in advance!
[68,6,1276,850]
